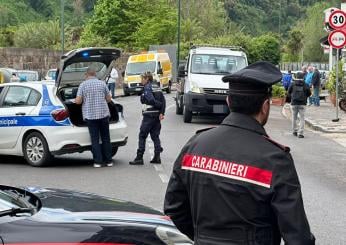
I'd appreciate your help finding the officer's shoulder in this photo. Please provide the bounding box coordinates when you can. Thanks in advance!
[263,135,290,153]
[195,127,215,135]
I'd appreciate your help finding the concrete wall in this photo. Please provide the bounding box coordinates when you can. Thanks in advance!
[0,47,130,87]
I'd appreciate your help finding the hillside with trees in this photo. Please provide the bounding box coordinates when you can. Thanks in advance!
[0,0,341,63]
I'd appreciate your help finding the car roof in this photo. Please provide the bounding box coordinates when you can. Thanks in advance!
[191,47,245,56]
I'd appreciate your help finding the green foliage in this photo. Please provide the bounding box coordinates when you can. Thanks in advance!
[272,84,286,98]
[285,29,303,61]
[326,61,344,94]
[0,27,15,47]
[249,33,281,64]
[13,20,60,49]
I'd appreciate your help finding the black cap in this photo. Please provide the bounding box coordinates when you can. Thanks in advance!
[222,61,282,95]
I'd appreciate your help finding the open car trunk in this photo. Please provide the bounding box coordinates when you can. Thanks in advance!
[60,88,123,127]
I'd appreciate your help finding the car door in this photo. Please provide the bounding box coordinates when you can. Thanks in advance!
[0,85,41,149]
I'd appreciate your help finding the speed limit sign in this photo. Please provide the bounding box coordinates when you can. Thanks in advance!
[329,10,346,30]
[328,30,346,49]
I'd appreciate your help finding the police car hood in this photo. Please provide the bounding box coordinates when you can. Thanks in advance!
[190,73,229,89]
[56,47,121,88]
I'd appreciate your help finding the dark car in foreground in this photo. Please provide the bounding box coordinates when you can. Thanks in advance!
[0,185,192,244]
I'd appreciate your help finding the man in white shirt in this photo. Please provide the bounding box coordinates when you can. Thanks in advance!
[108,67,118,98]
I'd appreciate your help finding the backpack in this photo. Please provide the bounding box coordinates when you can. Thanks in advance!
[291,82,306,104]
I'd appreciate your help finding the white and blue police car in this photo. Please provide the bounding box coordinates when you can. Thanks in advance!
[0,48,128,167]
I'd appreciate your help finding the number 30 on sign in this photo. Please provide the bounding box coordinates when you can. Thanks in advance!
[329,10,346,30]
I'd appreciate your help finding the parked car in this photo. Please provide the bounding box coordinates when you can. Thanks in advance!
[0,48,128,167]
[0,68,20,83]
[45,68,57,80]
[0,185,192,244]
[15,70,40,82]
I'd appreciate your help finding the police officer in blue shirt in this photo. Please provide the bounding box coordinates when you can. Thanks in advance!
[130,71,166,165]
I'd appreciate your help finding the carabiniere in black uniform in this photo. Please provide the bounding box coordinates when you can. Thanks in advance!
[130,80,166,165]
[164,62,315,245]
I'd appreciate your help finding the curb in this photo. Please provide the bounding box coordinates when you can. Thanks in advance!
[281,105,346,134]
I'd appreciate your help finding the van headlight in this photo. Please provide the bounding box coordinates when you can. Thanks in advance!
[191,81,203,93]
[155,226,193,244]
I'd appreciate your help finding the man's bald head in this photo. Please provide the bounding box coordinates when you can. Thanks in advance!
[86,67,97,77]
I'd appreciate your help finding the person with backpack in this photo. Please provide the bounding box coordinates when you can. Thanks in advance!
[129,71,166,165]
[287,72,312,138]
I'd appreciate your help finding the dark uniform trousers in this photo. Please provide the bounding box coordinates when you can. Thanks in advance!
[164,112,315,245]
[138,113,163,155]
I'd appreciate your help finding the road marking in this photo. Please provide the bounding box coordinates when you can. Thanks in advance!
[148,140,169,183]
[166,103,175,110]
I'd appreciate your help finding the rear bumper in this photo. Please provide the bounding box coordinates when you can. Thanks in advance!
[123,83,143,93]
[51,137,128,155]
[184,92,229,114]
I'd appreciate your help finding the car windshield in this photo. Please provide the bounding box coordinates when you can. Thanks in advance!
[191,54,247,75]
[126,62,156,75]
[62,62,107,81]
[16,72,39,81]
[0,190,28,211]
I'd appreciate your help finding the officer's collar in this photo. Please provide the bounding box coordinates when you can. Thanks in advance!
[221,112,267,136]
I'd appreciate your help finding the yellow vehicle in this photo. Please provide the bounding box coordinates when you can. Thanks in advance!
[123,51,172,95]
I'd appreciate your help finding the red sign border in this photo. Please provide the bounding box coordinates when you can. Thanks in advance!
[328,30,346,49]
[328,10,346,30]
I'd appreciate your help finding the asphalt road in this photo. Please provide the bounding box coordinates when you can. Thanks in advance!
[1,93,345,244]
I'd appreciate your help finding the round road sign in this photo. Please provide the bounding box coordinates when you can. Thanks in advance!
[328,30,346,49]
[329,10,346,30]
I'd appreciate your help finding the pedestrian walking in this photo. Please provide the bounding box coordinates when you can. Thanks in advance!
[311,67,321,106]
[108,67,118,98]
[287,72,312,138]
[282,70,292,91]
[75,67,113,168]
[164,61,315,245]
[129,71,166,165]
[305,66,314,105]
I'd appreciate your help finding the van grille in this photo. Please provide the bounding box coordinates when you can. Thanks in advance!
[203,88,228,95]
[130,83,142,88]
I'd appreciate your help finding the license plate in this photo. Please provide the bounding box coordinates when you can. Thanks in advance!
[135,88,142,91]
[213,105,227,113]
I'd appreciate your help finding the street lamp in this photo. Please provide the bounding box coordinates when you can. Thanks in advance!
[61,0,65,55]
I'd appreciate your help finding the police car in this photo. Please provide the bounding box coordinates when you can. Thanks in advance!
[0,48,128,167]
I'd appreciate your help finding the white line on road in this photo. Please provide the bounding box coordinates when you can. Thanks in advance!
[166,103,175,110]
[148,140,169,183]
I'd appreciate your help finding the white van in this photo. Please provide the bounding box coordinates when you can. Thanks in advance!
[176,45,248,123]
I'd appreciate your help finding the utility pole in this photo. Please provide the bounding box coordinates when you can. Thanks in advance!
[177,0,181,75]
[61,0,65,55]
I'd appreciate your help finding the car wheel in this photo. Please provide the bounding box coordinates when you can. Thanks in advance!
[183,106,192,123]
[123,89,130,96]
[339,99,346,112]
[176,94,183,115]
[23,132,52,167]
[111,146,119,157]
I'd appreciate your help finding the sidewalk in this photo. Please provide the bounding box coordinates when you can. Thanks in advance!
[282,97,346,133]
[114,88,124,98]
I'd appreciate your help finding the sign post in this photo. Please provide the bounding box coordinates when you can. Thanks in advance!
[328,10,346,121]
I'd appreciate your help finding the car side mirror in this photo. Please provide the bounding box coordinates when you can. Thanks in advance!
[178,65,187,77]
[157,68,163,75]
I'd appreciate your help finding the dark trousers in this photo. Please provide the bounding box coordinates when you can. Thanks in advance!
[108,83,116,98]
[138,114,163,155]
[86,117,112,164]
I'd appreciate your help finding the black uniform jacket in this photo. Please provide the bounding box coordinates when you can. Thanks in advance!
[141,82,166,115]
[164,112,315,245]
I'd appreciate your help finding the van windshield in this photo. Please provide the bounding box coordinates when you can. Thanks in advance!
[126,62,156,75]
[191,54,247,75]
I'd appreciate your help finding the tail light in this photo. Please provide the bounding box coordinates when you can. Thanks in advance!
[51,109,69,121]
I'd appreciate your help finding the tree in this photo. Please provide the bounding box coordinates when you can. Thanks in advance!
[80,0,149,46]
[249,33,281,64]
[284,29,304,61]
[13,20,60,49]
